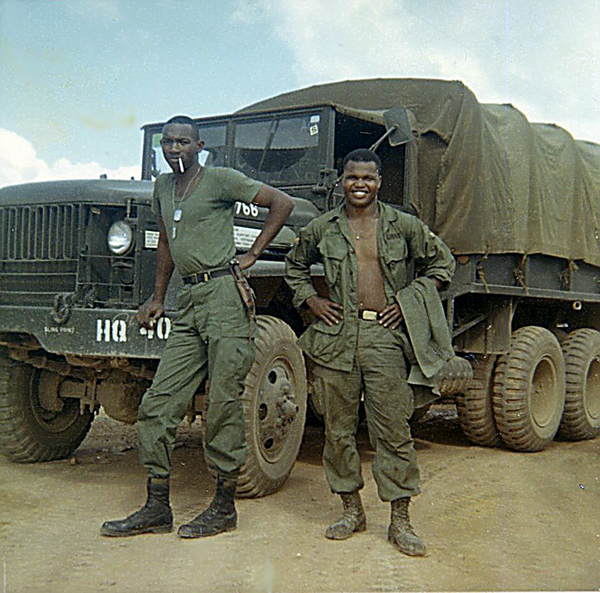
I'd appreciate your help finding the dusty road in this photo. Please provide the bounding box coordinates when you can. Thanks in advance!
[1,406,599,593]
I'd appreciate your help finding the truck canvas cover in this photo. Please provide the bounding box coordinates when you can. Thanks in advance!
[238,78,600,267]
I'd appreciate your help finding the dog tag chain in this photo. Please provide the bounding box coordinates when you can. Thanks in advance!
[172,166,201,238]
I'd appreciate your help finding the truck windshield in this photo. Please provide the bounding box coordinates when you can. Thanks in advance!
[232,113,321,186]
[150,123,227,177]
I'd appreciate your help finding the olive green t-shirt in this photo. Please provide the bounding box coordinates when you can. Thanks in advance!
[152,167,262,276]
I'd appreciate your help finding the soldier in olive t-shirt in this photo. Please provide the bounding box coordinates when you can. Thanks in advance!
[101,115,293,540]
[152,167,262,275]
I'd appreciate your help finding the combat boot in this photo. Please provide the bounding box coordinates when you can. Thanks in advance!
[388,497,426,556]
[178,474,238,538]
[100,477,173,537]
[325,491,367,540]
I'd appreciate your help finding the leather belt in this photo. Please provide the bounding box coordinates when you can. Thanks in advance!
[358,309,380,321]
[182,268,231,285]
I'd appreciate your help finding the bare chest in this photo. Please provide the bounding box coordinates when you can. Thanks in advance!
[348,218,379,262]
[348,218,387,310]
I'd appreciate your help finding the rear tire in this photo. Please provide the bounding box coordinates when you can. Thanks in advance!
[456,355,501,447]
[0,353,94,462]
[559,329,600,440]
[492,327,565,452]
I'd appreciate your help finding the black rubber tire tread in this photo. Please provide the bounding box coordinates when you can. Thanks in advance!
[236,316,307,498]
[456,354,501,447]
[492,326,565,452]
[0,354,94,462]
[559,328,600,440]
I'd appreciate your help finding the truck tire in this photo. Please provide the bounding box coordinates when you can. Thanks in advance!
[492,326,565,451]
[456,354,501,447]
[558,328,600,440]
[237,315,307,497]
[0,354,94,462]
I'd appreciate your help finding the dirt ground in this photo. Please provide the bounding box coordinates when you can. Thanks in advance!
[0,405,598,593]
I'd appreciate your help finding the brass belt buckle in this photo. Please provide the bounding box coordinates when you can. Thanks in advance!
[203,272,210,282]
[362,310,378,321]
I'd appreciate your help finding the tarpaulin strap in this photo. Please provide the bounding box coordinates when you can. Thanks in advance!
[514,254,529,295]
[476,252,490,294]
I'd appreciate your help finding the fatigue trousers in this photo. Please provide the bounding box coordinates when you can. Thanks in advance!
[137,276,255,479]
[312,320,420,502]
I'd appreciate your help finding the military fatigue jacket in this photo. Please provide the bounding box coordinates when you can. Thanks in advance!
[284,202,455,371]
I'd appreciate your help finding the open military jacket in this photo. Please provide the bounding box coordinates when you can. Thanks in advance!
[284,201,456,371]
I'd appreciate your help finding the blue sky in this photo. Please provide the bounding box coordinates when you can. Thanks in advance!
[1,0,599,187]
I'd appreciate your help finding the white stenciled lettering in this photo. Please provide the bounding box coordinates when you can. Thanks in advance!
[96,319,127,343]
[112,320,127,343]
[235,201,259,218]
[139,317,171,340]
[156,317,171,340]
[96,319,112,342]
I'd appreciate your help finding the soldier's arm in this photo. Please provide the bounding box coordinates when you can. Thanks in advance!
[137,217,175,328]
[284,222,320,309]
[285,225,344,326]
[236,185,294,270]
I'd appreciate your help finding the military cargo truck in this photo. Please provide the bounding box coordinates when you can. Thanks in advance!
[1,79,599,496]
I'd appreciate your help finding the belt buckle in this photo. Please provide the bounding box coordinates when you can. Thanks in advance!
[362,310,378,321]
[202,272,210,282]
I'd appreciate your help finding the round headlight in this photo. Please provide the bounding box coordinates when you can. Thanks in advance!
[108,220,134,255]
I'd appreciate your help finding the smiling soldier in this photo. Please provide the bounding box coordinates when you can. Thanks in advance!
[285,148,455,556]
[101,115,293,539]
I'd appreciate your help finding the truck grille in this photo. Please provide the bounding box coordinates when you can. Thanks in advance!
[0,205,81,304]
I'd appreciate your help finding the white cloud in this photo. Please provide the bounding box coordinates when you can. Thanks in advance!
[0,128,139,189]
[257,0,600,143]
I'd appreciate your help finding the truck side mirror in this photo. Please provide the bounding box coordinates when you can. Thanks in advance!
[383,108,413,146]
[370,108,414,152]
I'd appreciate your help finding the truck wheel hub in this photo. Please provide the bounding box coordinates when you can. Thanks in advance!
[257,358,300,463]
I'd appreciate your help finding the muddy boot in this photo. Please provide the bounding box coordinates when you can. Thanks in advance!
[388,497,426,556]
[100,478,173,537]
[178,475,238,538]
[325,491,367,540]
